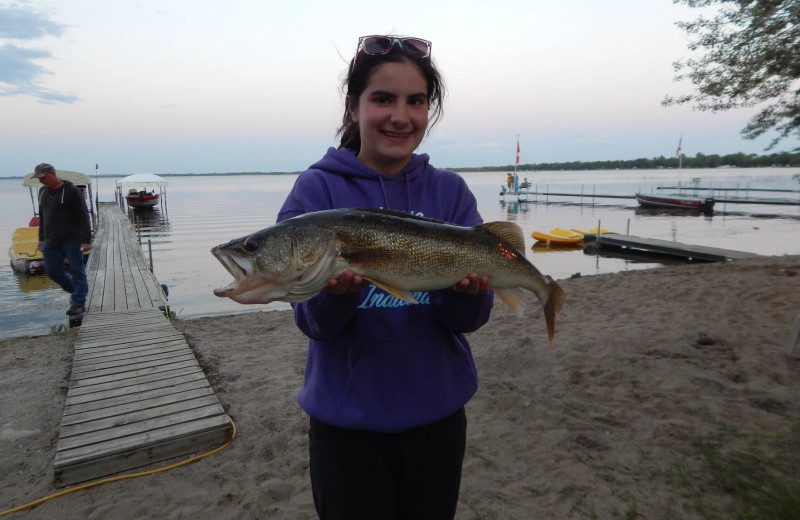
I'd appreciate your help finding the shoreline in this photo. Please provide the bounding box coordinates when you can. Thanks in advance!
[2,255,800,519]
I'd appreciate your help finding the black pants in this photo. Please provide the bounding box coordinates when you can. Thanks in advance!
[309,408,467,520]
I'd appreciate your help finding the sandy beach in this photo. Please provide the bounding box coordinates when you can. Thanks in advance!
[2,255,800,519]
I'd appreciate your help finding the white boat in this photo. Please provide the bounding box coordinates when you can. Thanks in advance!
[117,174,168,210]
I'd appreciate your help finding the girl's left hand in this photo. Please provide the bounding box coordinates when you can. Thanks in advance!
[451,273,491,295]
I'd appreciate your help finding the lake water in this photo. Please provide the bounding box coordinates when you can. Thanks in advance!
[2,168,799,340]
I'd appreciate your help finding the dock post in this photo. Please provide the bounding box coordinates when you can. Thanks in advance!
[597,219,602,248]
[787,312,800,357]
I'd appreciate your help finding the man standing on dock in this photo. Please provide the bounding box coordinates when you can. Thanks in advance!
[34,163,92,316]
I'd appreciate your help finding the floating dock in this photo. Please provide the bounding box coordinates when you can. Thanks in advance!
[583,233,760,262]
[54,202,232,487]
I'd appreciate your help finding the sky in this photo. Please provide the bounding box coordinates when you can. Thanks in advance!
[1,0,796,177]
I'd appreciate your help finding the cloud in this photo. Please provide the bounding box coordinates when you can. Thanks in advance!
[0,3,64,39]
[0,43,78,102]
[0,4,77,103]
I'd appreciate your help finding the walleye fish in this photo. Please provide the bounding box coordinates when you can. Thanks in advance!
[212,208,565,341]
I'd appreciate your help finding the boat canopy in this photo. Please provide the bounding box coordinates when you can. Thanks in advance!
[22,170,91,187]
[117,173,169,190]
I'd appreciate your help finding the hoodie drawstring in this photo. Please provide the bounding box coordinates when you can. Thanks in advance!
[376,174,412,213]
[378,176,390,210]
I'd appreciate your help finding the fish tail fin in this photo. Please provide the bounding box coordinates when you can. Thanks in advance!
[544,276,566,343]
[495,288,525,317]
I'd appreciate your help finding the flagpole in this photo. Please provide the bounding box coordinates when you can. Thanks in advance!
[514,135,520,192]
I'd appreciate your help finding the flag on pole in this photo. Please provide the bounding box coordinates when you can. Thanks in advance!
[675,134,683,157]
[515,136,520,165]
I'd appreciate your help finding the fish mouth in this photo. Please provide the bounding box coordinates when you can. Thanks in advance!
[211,247,252,297]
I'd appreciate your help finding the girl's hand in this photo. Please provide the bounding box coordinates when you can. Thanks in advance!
[451,273,491,295]
[324,269,366,295]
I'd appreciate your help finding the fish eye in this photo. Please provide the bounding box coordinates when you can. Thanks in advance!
[242,236,259,252]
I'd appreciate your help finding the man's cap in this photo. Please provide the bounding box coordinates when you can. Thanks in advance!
[33,163,55,178]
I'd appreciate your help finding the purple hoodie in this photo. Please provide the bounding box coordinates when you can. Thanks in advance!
[277,147,494,432]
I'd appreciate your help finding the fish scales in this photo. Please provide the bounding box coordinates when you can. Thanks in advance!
[304,211,531,286]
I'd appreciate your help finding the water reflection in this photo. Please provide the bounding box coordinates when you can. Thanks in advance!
[127,208,172,265]
[499,200,530,219]
[634,206,714,219]
[128,207,171,234]
[531,242,583,253]
[13,273,61,293]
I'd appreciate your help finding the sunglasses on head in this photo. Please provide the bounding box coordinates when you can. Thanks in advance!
[356,35,432,60]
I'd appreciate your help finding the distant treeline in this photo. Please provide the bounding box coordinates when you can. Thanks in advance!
[450,151,800,172]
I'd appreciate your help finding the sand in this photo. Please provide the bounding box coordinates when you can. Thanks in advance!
[2,255,800,519]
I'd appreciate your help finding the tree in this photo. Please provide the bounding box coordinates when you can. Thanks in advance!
[663,0,800,150]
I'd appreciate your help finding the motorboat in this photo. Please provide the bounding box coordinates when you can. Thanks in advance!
[117,173,168,210]
[635,193,715,211]
[125,188,160,208]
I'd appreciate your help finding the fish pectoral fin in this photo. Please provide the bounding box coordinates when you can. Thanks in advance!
[495,287,525,317]
[365,278,419,304]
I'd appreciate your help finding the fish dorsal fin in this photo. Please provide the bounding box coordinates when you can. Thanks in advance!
[478,221,526,252]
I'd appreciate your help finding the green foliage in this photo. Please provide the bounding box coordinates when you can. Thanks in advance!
[665,423,800,520]
[49,323,68,335]
[450,150,800,172]
[664,0,800,150]
[695,440,800,519]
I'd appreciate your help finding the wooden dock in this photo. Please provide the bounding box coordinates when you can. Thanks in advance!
[54,202,232,487]
[583,233,760,262]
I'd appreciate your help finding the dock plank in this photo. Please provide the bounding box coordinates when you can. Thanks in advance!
[64,369,207,406]
[64,378,213,415]
[63,386,217,425]
[54,202,231,487]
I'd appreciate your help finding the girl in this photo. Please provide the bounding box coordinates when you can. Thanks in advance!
[277,35,493,519]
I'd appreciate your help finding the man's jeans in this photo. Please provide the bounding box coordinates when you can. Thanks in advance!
[42,241,88,306]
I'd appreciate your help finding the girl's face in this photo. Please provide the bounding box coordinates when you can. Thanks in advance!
[350,60,429,177]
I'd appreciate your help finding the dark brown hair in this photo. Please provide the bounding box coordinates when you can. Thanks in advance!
[337,44,445,152]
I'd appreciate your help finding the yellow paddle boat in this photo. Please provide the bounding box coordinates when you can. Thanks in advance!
[9,226,45,274]
[531,228,585,245]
